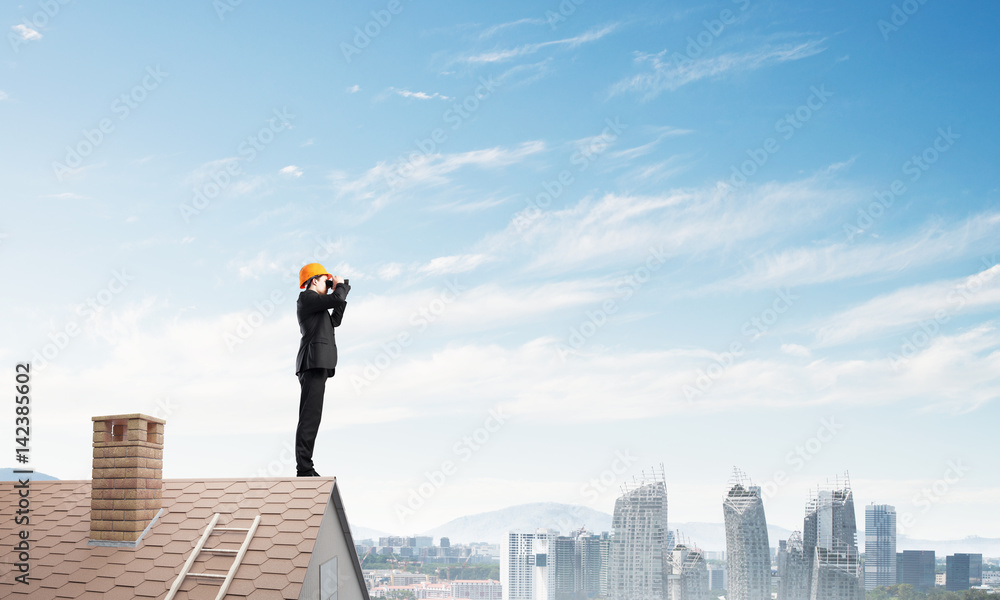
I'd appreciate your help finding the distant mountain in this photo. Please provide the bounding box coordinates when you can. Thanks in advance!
[0,468,57,481]
[420,502,614,544]
[350,524,393,542]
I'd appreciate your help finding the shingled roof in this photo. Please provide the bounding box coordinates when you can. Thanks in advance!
[0,414,370,600]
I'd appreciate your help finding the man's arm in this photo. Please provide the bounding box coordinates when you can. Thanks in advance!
[330,282,349,327]
[299,283,350,319]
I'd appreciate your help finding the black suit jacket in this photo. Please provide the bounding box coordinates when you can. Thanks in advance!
[295,282,350,376]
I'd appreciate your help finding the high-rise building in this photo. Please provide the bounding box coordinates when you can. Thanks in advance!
[554,534,582,600]
[665,543,710,600]
[802,475,863,600]
[946,553,983,591]
[503,529,558,600]
[896,550,935,591]
[777,532,810,600]
[864,504,897,591]
[608,468,669,600]
[579,533,604,598]
[707,568,726,591]
[723,469,771,600]
[599,533,612,598]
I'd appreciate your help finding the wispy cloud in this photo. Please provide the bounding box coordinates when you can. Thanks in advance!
[484,168,852,275]
[330,141,546,216]
[811,263,1000,346]
[279,165,303,178]
[381,87,452,101]
[611,40,826,100]
[11,24,42,41]
[184,158,274,199]
[342,320,1000,422]
[607,126,694,162]
[463,23,620,64]
[0,90,8,101]
[426,195,510,213]
[347,84,361,93]
[705,212,1000,294]
[479,17,547,40]
[418,254,491,276]
[495,59,554,88]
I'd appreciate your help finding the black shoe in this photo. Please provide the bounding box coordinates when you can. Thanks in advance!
[297,469,321,477]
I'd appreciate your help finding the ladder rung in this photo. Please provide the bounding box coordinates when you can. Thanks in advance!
[164,513,261,600]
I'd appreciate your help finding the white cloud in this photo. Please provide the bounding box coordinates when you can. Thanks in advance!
[330,141,546,217]
[417,254,491,276]
[378,263,404,281]
[463,23,619,64]
[231,251,286,281]
[707,211,1000,294]
[347,319,1000,423]
[426,195,510,213]
[25,296,1000,469]
[383,87,452,101]
[0,90,8,101]
[607,126,694,161]
[279,165,303,178]
[483,169,853,275]
[478,18,547,40]
[347,84,361,93]
[341,277,618,347]
[12,24,42,41]
[611,40,826,100]
[812,263,1000,346]
[781,343,812,357]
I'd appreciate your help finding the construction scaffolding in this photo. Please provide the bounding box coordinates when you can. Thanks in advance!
[723,467,770,600]
[802,472,863,600]
[608,465,669,600]
[665,538,709,600]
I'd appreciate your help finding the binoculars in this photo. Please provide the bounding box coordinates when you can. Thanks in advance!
[326,278,349,291]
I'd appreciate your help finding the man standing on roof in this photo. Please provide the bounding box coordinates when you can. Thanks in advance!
[295,262,351,477]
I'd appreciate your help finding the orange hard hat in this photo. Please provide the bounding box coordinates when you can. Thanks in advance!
[299,263,331,288]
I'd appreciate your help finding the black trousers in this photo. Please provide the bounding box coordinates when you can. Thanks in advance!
[296,367,333,474]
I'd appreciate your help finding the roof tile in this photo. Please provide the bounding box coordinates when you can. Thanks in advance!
[253,572,288,590]
[0,478,341,599]
[133,579,167,597]
[84,576,116,593]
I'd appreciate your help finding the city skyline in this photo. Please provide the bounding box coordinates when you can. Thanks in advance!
[2,0,998,542]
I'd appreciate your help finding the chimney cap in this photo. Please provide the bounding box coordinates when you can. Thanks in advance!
[92,413,165,424]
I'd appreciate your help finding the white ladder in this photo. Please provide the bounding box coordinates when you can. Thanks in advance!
[164,512,262,600]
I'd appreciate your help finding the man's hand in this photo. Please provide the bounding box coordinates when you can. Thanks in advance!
[331,275,345,286]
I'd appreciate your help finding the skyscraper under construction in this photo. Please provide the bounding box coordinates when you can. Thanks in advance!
[802,474,864,600]
[665,539,709,600]
[723,469,771,600]
[608,467,669,600]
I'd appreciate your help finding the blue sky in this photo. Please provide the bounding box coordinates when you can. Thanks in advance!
[2,0,998,541]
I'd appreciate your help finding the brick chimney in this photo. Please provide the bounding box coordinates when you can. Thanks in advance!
[90,413,164,544]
